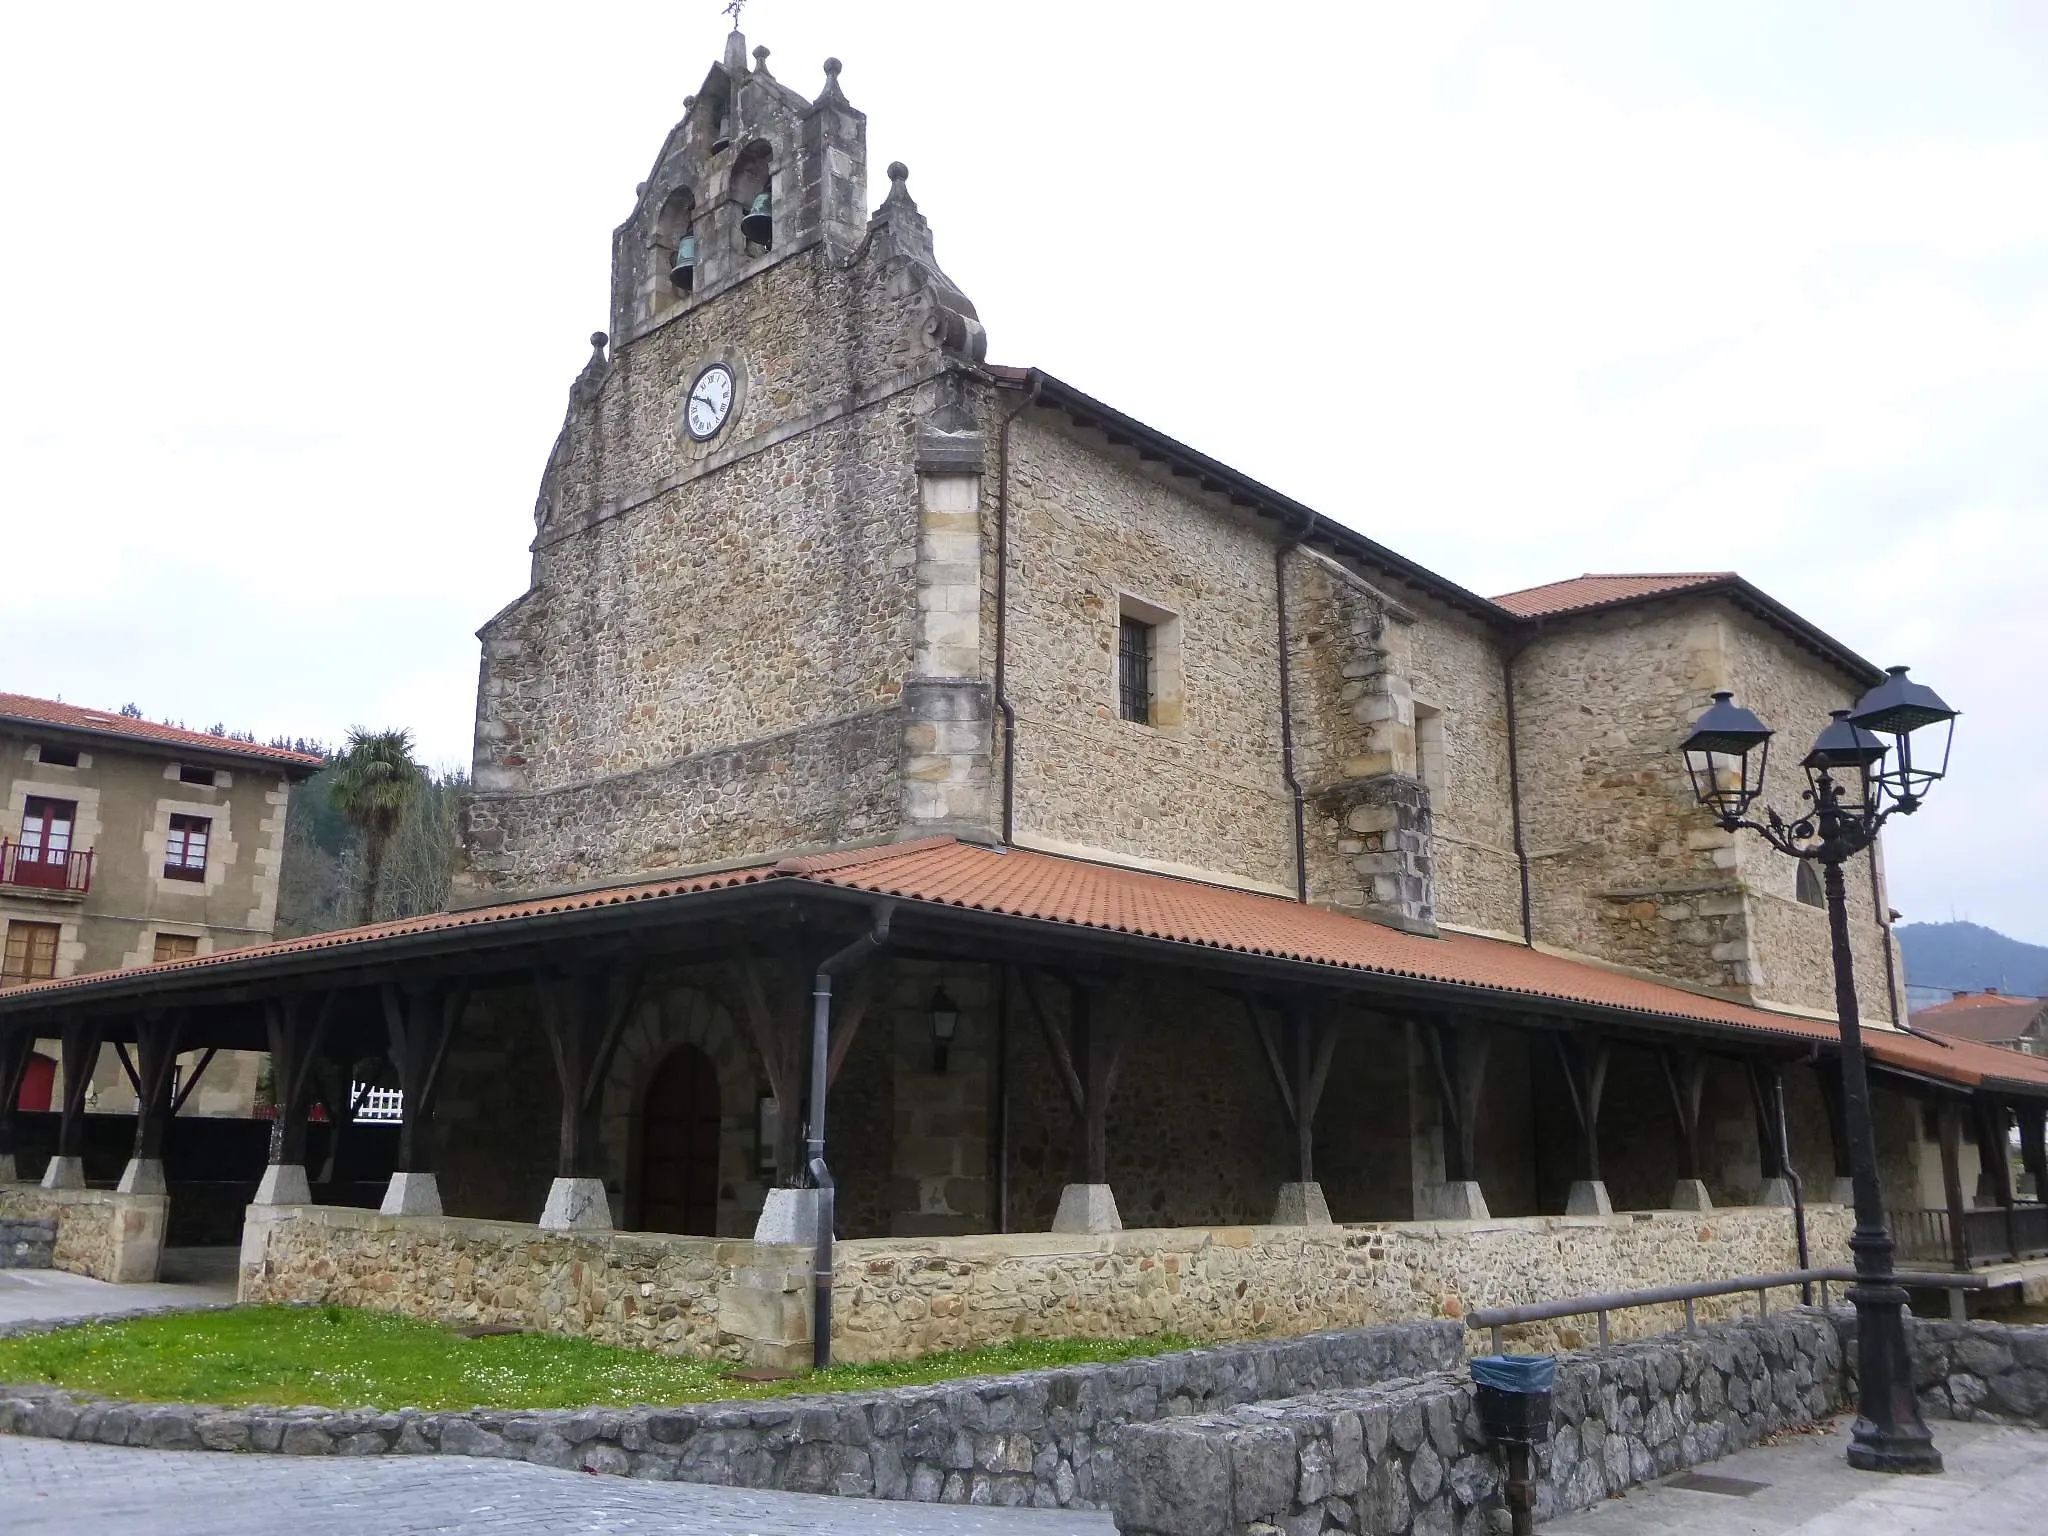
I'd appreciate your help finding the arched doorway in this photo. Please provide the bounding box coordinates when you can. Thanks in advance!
[638,1044,721,1235]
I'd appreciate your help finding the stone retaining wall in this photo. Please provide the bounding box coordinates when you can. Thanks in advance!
[1112,1312,1844,1535]
[0,1321,1460,1512]
[1842,1313,2048,1430]
[832,1205,1852,1362]
[236,1204,814,1367]
[0,1217,54,1269]
[0,1186,165,1283]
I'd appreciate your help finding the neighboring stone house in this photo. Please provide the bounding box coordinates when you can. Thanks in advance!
[1,694,321,1117]
[4,32,2045,1347]
[1914,990,2048,1057]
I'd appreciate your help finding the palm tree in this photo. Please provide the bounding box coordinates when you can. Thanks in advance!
[327,728,427,925]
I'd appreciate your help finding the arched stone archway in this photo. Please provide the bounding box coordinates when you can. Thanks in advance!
[598,987,759,1234]
[638,1043,721,1235]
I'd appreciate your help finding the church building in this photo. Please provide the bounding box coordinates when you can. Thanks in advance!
[4,32,2045,1362]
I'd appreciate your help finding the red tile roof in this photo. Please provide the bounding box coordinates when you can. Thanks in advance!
[1917,990,2041,1013]
[1490,573,1736,619]
[14,837,2042,1098]
[0,693,325,770]
[1911,998,2046,1047]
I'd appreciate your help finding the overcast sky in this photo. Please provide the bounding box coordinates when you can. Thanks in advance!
[3,2,2044,946]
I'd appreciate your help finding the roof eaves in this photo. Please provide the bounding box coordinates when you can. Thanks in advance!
[1001,369,1512,626]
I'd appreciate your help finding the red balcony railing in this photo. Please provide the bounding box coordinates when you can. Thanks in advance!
[0,840,93,895]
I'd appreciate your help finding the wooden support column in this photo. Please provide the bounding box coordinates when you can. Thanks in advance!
[1247,997,1339,1224]
[1019,970,1126,1233]
[118,1010,185,1195]
[1814,1058,1857,1205]
[377,981,467,1216]
[1554,1033,1612,1214]
[2020,1107,2048,1204]
[1746,1060,1792,1205]
[726,956,804,1185]
[255,995,333,1205]
[0,1028,36,1182]
[1937,1099,1971,1271]
[1659,1048,1712,1210]
[41,1018,104,1189]
[1974,1096,2019,1264]
[1420,1020,1490,1220]
[534,964,643,1230]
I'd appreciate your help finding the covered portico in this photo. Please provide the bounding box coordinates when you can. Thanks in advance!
[5,838,2045,1358]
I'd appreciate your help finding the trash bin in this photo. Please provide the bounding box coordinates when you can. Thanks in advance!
[1472,1353,1556,1445]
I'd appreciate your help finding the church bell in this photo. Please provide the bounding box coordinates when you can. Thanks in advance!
[670,234,698,292]
[740,191,773,248]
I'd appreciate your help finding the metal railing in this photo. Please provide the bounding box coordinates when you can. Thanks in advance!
[350,1083,405,1123]
[1466,1266,1989,1355]
[0,840,93,895]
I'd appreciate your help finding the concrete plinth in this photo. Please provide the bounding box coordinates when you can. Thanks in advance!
[116,1158,166,1196]
[753,1187,825,1244]
[1272,1182,1333,1226]
[538,1176,612,1231]
[1566,1180,1614,1216]
[1831,1177,1856,1206]
[1416,1181,1489,1221]
[1758,1177,1795,1208]
[251,1163,311,1206]
[1669,1178,1714,1211]
[379,1171,442,1216]
[1051,1183,1122,1234]
[39,1156,85,1191]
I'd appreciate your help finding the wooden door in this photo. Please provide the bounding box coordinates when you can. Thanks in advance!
[638,1044,722,1235]
[17,798,76,888]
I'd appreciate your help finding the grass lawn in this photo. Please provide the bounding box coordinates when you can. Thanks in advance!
[0,1306,1194,1411]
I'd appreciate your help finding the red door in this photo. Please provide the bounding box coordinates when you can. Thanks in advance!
[18,1053,54,1112]
[638,1045,723,1235]
[16,798,77,889]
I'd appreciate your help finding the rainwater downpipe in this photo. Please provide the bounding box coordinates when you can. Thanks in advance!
[807,903,892,1368]
[1774,1067,1811,1304]
[993,374,1043,846]
[1275,512,1315,902]
[1502,640,1535,945]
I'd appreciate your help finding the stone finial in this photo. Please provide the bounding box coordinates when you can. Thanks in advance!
[813,55,850,108]
[752,44,773,78]
[884,160,915,209]
[683,93,696,112]
[588,331,608,356]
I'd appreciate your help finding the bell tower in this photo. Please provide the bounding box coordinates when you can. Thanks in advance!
[609,28,868,343]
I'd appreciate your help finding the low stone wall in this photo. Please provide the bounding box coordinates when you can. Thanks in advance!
[0,1187,166,1283]
[0,1321,1460,1511]
[832,1206,1851,1362]
[1112,1312,1844,1535]
[236,1204,813,1367]
[1,1217,55,1270]
[1841,1313,2048,1430]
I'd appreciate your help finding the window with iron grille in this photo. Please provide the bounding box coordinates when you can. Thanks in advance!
[1118,616,1154,723]
[165,814,211,881]
[2,921,60,986]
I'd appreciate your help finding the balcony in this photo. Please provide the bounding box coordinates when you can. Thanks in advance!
[0,840,93,897]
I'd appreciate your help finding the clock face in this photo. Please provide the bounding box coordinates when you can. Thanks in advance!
[684,363,735,440]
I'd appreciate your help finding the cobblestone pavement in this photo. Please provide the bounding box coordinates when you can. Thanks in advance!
[0,1435,1119,1535]
[1547,1416,2048,1534]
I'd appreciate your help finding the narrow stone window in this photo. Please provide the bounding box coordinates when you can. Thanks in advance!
[1415,702,1446,792]
[1795,860,1824,909]
[1118,616,1154,723]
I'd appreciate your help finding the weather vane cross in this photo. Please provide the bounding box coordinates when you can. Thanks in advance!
[724,0,745,29]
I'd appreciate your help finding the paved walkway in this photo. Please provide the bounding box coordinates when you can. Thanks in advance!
[1548,1417,2048,1534]
[0,1435,1116,1534]
[0,1248,237,1330]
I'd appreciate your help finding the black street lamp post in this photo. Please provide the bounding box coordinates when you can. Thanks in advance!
[1680,666,1958,1475]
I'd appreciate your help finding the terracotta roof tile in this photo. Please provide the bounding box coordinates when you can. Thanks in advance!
[9,835,2048,1099]
[0,693,325,769]
[1916,991,2041,1013]
[1490,573,1735,619]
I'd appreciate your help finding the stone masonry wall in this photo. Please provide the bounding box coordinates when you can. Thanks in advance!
[0,1186,166,1283]
[1002,411,1296,894]
[236,1204,814,1368]
[1113,1311,1844,1536]
[829,1205,1852,1364]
